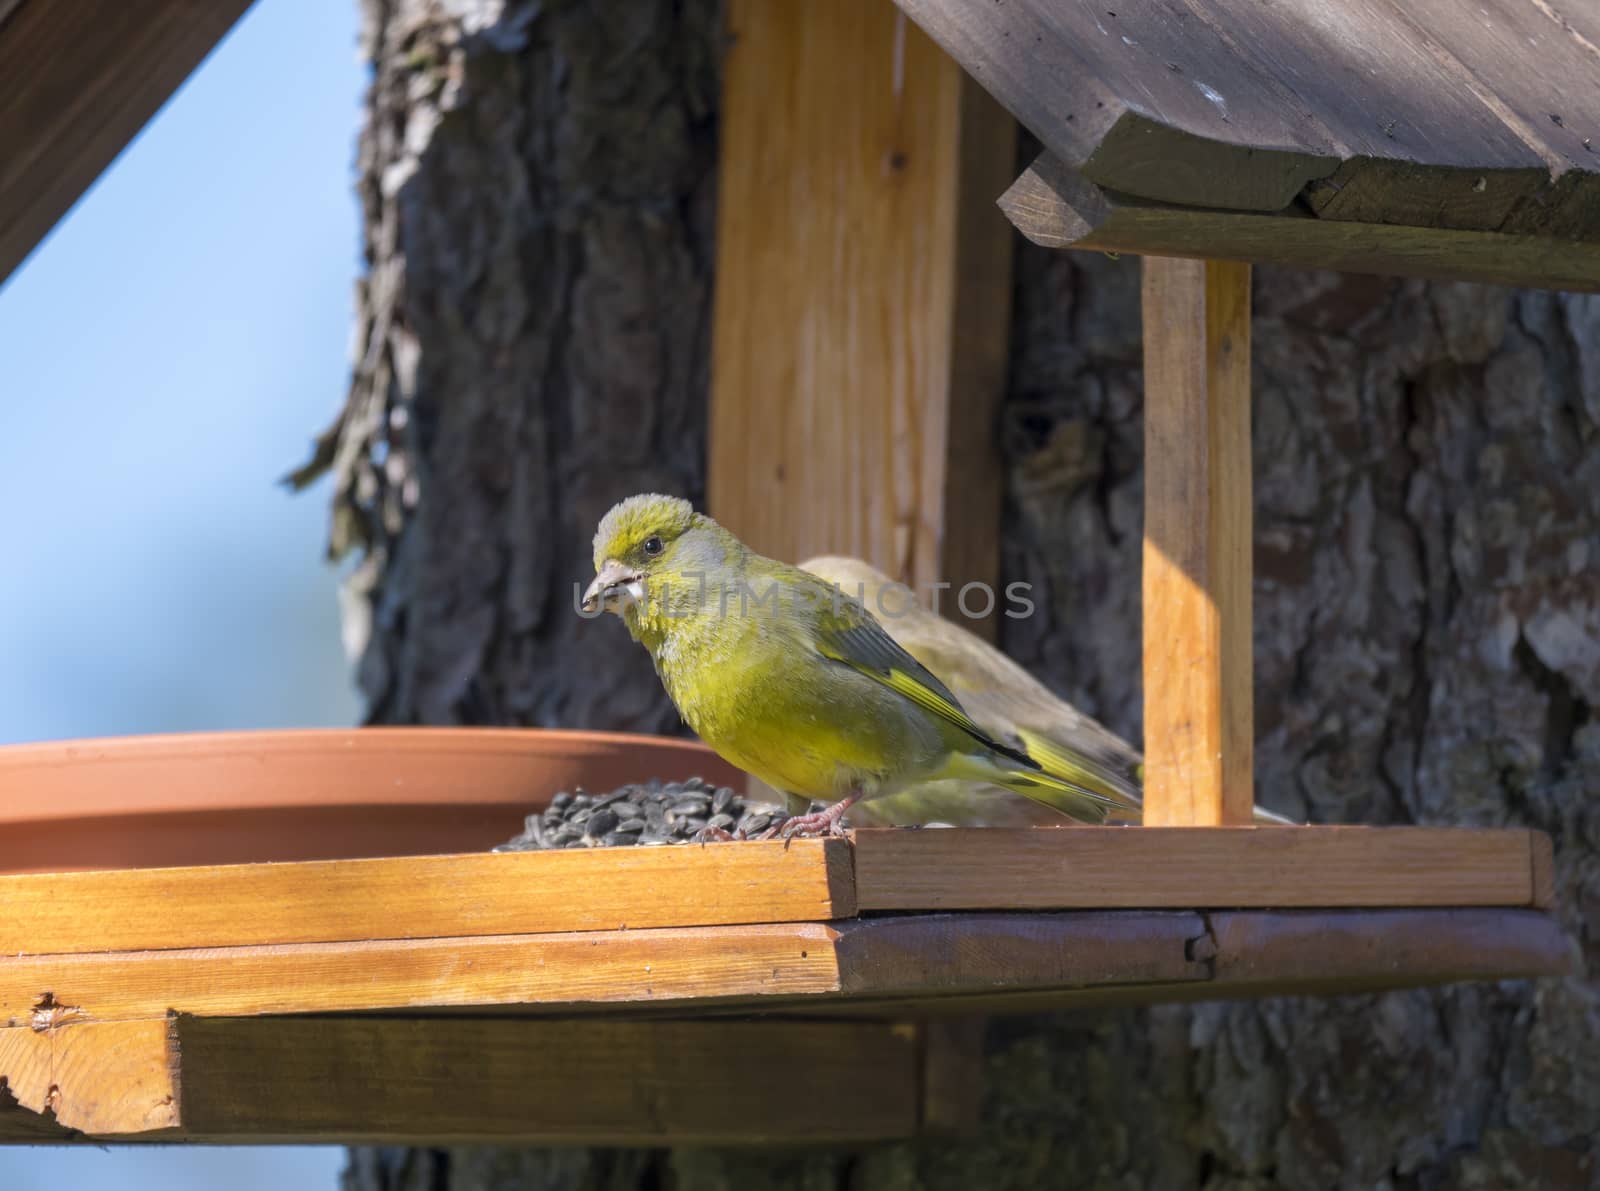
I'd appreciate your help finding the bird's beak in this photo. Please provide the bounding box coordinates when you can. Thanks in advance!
[582,559,645,615]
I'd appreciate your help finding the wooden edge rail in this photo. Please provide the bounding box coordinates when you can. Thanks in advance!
[0,837,857,955]
[0,827,1557,959]
[848,827,1555,911]
[0,914,1204,1025]
[0,907,1568,1028]
[0,908,1569,1142]
[998,154,1600,294]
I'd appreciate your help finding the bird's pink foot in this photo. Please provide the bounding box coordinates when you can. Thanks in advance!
[694,824,738,843]
[772,793,861,840]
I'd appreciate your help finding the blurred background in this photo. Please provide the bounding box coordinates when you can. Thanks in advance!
[0,0,359,1183]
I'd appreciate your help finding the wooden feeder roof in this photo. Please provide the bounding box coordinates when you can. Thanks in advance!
[0,0,252,285]
[896,0,1600,290]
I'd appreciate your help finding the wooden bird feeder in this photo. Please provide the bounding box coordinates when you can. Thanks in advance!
[1,0,1585,1149]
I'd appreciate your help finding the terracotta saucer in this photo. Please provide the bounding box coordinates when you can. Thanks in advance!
[0,728,743,873]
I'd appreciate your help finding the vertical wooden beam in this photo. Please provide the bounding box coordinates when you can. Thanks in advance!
[709,0,1016,630]
[1141,258,1254,826]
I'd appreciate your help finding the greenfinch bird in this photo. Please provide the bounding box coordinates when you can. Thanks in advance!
[789,556,1295,827]
[582,494,1142,836]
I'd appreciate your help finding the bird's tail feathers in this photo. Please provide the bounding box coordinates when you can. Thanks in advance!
[942,750,1132,825]
[1014,728,1143,816]
[1056,740,1298,825]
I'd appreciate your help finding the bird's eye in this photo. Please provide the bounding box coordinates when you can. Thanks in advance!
[643,535,664,556]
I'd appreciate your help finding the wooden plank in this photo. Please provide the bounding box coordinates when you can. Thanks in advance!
[851,827,1549,910]
[1204,908,1575,993]
[0,839,856,956]
[0,1017,923,1143]
[1000,154,1600,293]
[1141,256,1254,826]
[893,0,1563,231]
[0,914,1208,1025]
[833,909,1208,995]
[793,908,1571,1016]
[1531,830,1556,911]
[938,74,1018,640]
[1196,0,1551,231]
[0,908,1567,1057]
[1380,0,1600,239]
[0,0,254,283]
[0,1019,177,1136]
[1,1091,81,1142]
[709,0,1015,611]
[918,1017,986,1135]
[163,1016,920,1144]
[0,923,848,1023]
[892,0,1341,211]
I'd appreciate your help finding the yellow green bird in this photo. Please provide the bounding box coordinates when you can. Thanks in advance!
[790,555,1295,827]
[582,493,1143,836]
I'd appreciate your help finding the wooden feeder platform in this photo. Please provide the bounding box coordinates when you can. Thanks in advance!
[0,827,1566,1144]
[0,0,1586,1155]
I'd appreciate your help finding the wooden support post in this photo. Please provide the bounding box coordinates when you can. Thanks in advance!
[709,0,1016,631]
[1140,258,1255,826]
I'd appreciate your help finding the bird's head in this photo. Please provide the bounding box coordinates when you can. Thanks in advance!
[584,494,732,625]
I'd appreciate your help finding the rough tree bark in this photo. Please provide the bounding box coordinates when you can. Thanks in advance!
[320,3,1600,1189]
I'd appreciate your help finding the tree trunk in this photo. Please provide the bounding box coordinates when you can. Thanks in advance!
[328,3,1600,1189]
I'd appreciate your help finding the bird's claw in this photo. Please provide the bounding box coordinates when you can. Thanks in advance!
[771,808,850,840]
[694,824,740,844]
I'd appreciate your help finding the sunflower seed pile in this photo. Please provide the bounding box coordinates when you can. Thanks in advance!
[493,777,794,850]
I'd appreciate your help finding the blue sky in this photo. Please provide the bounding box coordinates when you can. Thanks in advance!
[0,0,362,747]
[1,0,360,1182]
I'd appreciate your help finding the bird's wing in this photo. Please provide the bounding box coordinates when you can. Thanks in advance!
[893,622,1144,800]
[811,600,1028,763]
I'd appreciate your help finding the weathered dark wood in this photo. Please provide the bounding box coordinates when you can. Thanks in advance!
[892,0,1340,212]
[1197,0,1550,230]
[1001,154,1600,292]
[1385,0,1600,239]
[832,911,1211,997]
[800,908,1573,1017]
[1204,908,1575,994]
[918,1018,987,1136]
[0,0,254,283]
[0,1091,80,1143]
[894,0,1600,241]
[170,1016,921,1144]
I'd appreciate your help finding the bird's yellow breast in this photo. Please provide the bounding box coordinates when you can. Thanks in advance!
[648,607,939,801]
